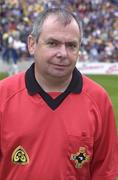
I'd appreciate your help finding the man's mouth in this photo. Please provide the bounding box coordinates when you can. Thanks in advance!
[51,63,69,67]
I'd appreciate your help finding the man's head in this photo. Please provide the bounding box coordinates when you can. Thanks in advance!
[28,7,82,83]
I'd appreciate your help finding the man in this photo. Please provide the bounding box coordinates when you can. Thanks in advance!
[0,7,118,180]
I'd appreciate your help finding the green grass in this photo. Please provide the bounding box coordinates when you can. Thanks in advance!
[87,75,118,128]
[0,72,8,80]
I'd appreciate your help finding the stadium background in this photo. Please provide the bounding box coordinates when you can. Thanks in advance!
[0,1,118,178]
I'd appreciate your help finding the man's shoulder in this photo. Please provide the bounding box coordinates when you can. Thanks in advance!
[0,72,25,87]
[83,75,106,92]
[82,75,110,103]
[0,72,26,103]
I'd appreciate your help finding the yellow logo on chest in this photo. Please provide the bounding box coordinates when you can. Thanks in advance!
[11,146,29,165]
[70,147,90,168]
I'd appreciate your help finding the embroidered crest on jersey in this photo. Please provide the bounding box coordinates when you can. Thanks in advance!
[70,147,90,168]
[11,146,29,165]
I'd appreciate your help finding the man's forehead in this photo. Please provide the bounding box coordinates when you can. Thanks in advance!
[39,14,81,42]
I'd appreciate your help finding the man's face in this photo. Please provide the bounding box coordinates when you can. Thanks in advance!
[28,15,80,80]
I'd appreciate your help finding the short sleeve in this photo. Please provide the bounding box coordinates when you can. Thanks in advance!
[91,95,118,180]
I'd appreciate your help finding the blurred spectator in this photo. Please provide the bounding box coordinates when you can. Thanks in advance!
[0,0,118,63]
[2,31,19,75]
[0,26,3,52]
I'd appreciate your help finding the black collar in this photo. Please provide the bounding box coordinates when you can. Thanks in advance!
[25,63,83,110]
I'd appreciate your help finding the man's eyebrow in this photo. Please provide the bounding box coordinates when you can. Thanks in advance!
[46,38,79,44]
[45,38,60,43]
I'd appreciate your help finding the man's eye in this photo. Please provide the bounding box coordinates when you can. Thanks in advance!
[47,41,57,47]
[67,43,78,50]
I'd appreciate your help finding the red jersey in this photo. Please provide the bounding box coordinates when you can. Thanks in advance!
[0,64,118,180]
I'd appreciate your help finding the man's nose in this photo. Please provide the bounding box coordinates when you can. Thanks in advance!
[57,44,68,58]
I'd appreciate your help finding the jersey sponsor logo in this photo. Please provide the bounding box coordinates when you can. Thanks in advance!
[11,146,29,165]
[70,147,90,168]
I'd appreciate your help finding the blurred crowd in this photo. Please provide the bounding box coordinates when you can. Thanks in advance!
[0,0,118,66]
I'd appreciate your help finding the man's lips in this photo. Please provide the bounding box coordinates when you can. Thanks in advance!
[51,63,69,67]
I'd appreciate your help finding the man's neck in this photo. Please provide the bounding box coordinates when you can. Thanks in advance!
[35,72,72,92]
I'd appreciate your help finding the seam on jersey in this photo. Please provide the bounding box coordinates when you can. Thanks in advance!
[92,172,117,177]
[0,110,2,156]
[82,90,102,122]
[0,87,26,155]
[81,90,103,142]
[0,72,25,109]
[0,109,5,155]
[0,87,26,109]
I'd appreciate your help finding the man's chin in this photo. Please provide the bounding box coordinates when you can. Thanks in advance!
[48,70,71,79]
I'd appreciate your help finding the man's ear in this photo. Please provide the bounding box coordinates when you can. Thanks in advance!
[27,35,36,55]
